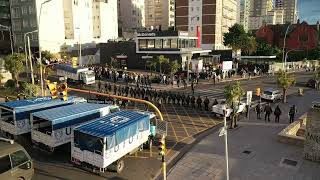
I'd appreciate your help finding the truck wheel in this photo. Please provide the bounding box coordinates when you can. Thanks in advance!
[116,159,124,173]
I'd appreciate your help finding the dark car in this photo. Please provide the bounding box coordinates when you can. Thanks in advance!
[306,79,316,88]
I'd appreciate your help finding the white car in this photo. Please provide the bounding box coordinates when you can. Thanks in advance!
[260,89,282,102]
[211,100,246,118]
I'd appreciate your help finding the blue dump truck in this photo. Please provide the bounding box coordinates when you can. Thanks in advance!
[0,96,86,137]
[31,103,119,152]
[71,110,156,173]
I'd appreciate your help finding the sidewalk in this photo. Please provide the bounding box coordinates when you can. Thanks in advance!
[167,90,320,180]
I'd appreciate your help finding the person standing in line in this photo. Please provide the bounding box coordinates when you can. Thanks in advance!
[197,96,202,109]
[191,95,196,108]
[204,97,210,111]
[289,105,297,123]
[191,80,195,95]
[98,80,101,91]
[274,105,281,123]
[264,103,272,122]
[185,95,190,107]
[255,102,262,119]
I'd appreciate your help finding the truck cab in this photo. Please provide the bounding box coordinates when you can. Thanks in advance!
[80,70,95,85]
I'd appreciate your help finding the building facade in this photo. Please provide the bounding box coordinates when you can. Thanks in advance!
[248,0,273,31]
[10,0,118,53]
[144,0,175,30]
[240,0,251,31]
[118,0,145,31]
[281,0,298,24]
[176,0,238,50]
[0,0,12,54]
[265,9,284,25]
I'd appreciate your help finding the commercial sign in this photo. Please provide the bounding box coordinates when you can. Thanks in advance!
[222,61,233,70]
[136,32,156,37]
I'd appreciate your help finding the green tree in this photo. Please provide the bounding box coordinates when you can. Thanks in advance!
[224,81,245,128]
[146,59,158,75]
[4,53,25,87]
[21,83,40,98]
[169,60,180,78]
[158,55,169,74]
[242,36,257,55]
[277,70,295,103]
[223,24,248,51]
[42,50,54,61]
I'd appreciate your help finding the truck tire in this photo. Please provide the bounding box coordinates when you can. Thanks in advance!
[108,159,125,173]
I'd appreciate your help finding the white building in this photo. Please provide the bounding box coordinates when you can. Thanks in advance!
[118,0,145,31]
[240,0,251,31]
[10,0,118,53]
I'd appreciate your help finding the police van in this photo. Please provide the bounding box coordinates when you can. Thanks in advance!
[31,103,119,152]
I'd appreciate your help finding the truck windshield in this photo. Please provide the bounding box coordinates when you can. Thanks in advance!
[0,108,14,125]
[32,116,52,134]
[74,131,103,154]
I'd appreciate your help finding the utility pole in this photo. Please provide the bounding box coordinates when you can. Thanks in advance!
[223,110,230,180]
[27,36,35,85]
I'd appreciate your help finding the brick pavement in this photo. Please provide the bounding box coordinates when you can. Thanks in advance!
[167,90,320,180]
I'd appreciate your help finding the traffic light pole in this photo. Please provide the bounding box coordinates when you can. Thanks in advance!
[67,88,167,179]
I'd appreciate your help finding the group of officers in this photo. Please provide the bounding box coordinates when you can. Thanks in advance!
[98,82,218,111]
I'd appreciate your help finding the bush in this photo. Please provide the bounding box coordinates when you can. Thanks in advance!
[18,81,28,91]
[22,83,40,98]
[4,79,15,89]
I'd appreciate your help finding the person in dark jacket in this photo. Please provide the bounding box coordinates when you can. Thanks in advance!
[255,102,262,119]
[204,97,210,111]
[274,105,281,123]
[264,103,273,122]
[191,96,196,108]
[197,96,202,109]
[289,105,297,123]
[185,95,190,107]
[212,99,218,106]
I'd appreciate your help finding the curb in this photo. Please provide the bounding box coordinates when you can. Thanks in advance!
[153,123,223,180]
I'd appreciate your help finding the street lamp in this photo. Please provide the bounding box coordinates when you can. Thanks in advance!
[37,0,52,96]
[0,24,13,55]
[282,24,292,71]
[24,30,38,84]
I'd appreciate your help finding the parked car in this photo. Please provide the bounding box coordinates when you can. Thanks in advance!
[306,79,316,88]
[260,89,282,102]
[0,138,34,180]
[211,99,246,118]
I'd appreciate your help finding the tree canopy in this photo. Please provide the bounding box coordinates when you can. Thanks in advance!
[224,81,245,107]
[277,70,295,103]
[4,53,25,87]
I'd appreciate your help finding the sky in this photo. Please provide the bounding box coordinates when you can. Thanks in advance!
[298,0,320,24]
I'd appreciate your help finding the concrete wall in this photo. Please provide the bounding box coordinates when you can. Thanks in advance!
[304,107,320,162]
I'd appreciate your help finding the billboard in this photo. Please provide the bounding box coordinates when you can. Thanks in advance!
[222,61,233,70]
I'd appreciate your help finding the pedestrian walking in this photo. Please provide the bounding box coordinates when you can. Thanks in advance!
[289,105,297,123]
[204,96,210,111]
[274,105,281,123]
[264,103,273,122]
[197,96,202,109]
[255,102,262,119]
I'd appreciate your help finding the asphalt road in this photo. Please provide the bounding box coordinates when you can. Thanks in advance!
[28,71,313,180]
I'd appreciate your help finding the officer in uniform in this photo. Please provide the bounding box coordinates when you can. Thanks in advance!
[113,85,117,95]
[197,96,202,109]
[185,95,190,107]
[172,93,176,105]
[191,95,196,108]
[176,93,181,105]
[181,94,186,106]
[204,96,210,111]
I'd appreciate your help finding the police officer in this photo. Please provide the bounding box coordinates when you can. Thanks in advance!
[98,80,101,90]
[176,93,181,105]
[191,95,196,108]
[129,87,133,97]
[213,99,218,106]
[264,103,273,122]
[104,83,108,93]
[172,93,176,105]
[255,102,262,119]
[197,96,202,109]
[204,96,210,111]
[185,95,190,107]
[181,94,186,106]
[113,85,117,95]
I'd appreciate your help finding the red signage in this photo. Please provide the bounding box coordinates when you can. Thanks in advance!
[196,26,201,48]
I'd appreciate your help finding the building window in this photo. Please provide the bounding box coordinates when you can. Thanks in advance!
[22,19,28,28]
[171,39,178,49]
[21,6,28,15]
[28,5,34,14]
[197,17,200,21]
[139,39,147,49]
[190,27,194,31]
[163,39,170,48]
[147,39,155,48]
[155,39,162,48]
[179,39,185,48]
[13,20,21,31]
[12,7,20,18]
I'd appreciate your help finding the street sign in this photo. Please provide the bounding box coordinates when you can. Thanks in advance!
[247,91,252,105]
[219,127,227,137]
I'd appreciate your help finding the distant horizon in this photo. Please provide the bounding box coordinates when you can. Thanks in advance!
[298,0,320,24]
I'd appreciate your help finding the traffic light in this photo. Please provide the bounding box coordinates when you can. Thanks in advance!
[59,82,68,101]
[158,136,166,157]
[47,82,58,99]
[256,88,261,97]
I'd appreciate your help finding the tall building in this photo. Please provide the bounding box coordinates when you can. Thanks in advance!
[275,0,283,8]
[240,0,251,31]
[118,0,145,31]
[281,0,298,24]
[145,0,175,30]
[10,0,118,53]
[248,0,274,30]
[176,0,238,50]
[0,0,12,54]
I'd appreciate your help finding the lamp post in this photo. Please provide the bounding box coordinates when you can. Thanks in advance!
[282,24,292,71]
[37,0,52,96]
[24,30,38,83]
[0,24,13,55]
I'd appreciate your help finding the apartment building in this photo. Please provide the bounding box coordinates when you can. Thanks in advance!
[266,9,284,25]
[118,0,145,31]
[240,0,251,31]
[0,0,12,54]
[248,0,273,30]
[10,0,118,53]
[280,0,298,24]
[176,0,238,50]
[145,0,175,30]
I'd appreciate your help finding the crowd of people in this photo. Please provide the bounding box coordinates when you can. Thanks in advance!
[255,102,297,124]
[96,82,218,111]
